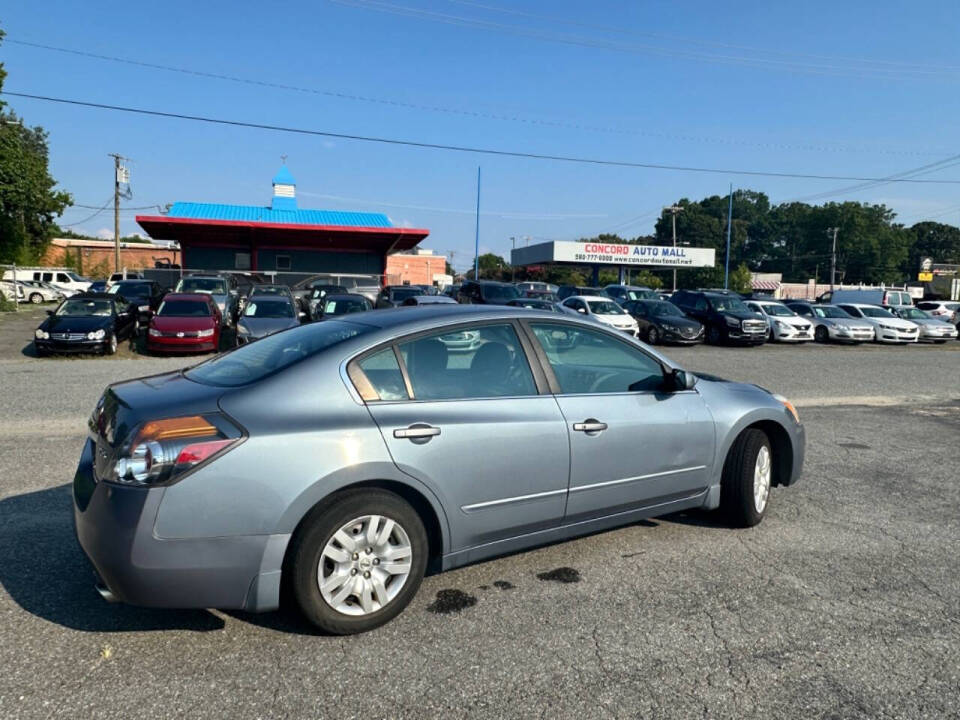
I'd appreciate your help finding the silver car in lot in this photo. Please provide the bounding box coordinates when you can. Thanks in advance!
[889,306,959,343]
[785,301,875,343]
[74,306,804,634]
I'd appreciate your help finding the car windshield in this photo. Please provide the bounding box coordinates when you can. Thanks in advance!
[761,303,794,317]
[652,303,682,317]
[481,284,520,301]
[625,289,657,300]
[108,283,150,297]
[861,307,894,318]
[158,299,211,317]
[186,320,370,387]
[324,298,368,314]
[711,297,748,312]
[813,306,851,319]
[945,303,960,311]
[251,286,287,296]
[56,298,113,317]
[588,300,625,315]
[244,300,295,318]
[387,288,421,301]
[900,308,930,320]
[177,277,227,294]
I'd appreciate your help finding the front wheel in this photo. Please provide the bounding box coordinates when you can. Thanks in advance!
[289,489,428,635]
[814,326,828,343]
[707,325,722,345]
[29,293,43,305]
[104,333,118,355]
[647,326,660,345]
[720,428,772,528]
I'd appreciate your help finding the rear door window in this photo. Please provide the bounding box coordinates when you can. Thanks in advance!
[352,348,408,401]
[397,324,536,401]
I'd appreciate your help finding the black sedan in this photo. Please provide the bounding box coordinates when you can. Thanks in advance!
[622,300,704,345]
[107,280,165,324]
[34,293,139,356]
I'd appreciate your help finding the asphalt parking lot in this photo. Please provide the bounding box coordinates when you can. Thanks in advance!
[1,308,959,719]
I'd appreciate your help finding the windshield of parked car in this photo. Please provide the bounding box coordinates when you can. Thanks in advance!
[176,277,227,294]
[813,306,851,319]
[761,303,794,316]
[56,298,113,316]
[625,289,657,300]
[244,299,295,318]
[250,286,288,296]
[861,306,894,318]
[157,299,211,317]
[186,320,371,387]
[895,307,926,320]
[108,282,151,297]
[481,284,520,301]
[711,297,748,312]
[389,287,422,301]
[944,303,960,311]
[324,297,369,314]
[651,302,683,317]
[587,300,626,315]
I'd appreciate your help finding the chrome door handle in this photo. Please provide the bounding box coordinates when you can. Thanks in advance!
[393,425,441,439]
[573,420,607,433]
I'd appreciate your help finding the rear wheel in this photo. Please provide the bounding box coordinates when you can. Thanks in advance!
[289,489,428,635]
[720,428,772,528]
[814,326,829,343]
[105,333,118,355]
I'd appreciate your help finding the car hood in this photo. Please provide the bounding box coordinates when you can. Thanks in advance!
[725,311,766,321]
[41,315,112,333]
[238,317,298,338]
[862,316,916,329]
[654,315,701,329]
[152,316,216,332]
[911,317,950,327]
[594,314,635,325]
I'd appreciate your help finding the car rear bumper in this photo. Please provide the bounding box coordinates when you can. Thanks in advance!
[73,438,287,612]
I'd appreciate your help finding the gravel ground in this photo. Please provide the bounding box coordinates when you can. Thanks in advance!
[0,308,959,719]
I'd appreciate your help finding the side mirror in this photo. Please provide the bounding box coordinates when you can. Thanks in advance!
[46,309,54,316]
[672,368,698,391]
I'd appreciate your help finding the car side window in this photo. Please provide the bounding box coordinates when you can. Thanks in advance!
[694,297,708,312]
[529,323,665,394]
[351,348,409,402]
[841,305,861,317]
[397,324,536,401]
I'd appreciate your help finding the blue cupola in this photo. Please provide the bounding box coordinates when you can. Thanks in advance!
[271,165,297,211]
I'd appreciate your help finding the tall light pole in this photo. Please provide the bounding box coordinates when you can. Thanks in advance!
[473,167,481,280]
[724,184,733,290]
[827,227,839,290]
[664,205,683,292]
[510,236,516,282]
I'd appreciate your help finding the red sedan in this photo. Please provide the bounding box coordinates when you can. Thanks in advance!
[146,293,221,354]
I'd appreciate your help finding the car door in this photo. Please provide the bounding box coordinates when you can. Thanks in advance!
[356,321,570,553]
[524,321,716,523]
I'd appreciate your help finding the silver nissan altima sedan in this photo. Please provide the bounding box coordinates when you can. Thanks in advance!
[74,306,805,634]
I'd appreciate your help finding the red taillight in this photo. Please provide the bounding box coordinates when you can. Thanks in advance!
[175,439,234,467]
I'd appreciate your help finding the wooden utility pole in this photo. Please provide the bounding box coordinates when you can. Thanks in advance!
[109,154,125,273]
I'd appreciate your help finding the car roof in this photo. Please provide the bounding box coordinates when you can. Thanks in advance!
[71,292,116,300]
[162,293,212,302]
[248,293,294,302]
[566,295,610,303]
[324,293,368,301]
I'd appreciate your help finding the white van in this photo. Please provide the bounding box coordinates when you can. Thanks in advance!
[2,268,92,294]
[820,288,913,308]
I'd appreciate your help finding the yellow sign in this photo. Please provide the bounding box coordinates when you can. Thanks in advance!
[918,272,933,282]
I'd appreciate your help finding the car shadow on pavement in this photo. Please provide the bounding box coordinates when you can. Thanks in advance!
[0,484,224,633]
[660,509,730,529]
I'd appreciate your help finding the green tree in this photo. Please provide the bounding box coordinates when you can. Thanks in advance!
[0,27,72,263]
[905,222,960,271]
[465,252,510,280]
[728,263,753,294]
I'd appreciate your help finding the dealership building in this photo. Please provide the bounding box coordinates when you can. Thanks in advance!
[136,167,430,279]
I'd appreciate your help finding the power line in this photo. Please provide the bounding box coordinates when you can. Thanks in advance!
[7,90,960,185]
[6,37,941,157]
[334,0,960,81]
[59,197,113,227]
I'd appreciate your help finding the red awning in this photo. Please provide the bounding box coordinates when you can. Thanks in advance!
[136,215,429,253]
[751,280,781,290]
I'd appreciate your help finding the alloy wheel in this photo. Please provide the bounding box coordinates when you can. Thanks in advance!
[318,514,412,616]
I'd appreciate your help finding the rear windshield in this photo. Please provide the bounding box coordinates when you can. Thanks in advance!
[481,284,520,301]
[158,299,211,317]
[813,306,850,318]
[244,300,295,318]
[108,283,150,297]
[652,303,682,317]
[186,320,370,387]
[389,288,422,301]
[324,298,369,314]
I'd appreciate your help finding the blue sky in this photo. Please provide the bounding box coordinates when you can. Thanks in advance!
[3,0,960,270]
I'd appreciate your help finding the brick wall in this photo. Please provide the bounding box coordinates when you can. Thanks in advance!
[41,243,180,277]
[385,253,446,286]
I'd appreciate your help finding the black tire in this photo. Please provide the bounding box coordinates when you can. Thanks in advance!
[647,326,660,345]
[707,324,722,345]
[814,326,828,343]
[289,489,428,635]
[720,428,771,528]
[768,327,776,342]
[105,333,118,355]
[34,343,48,357]
[29,293,43,305]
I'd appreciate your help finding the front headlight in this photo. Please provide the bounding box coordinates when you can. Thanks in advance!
[138,304,150,311]
[775,320,790,330]
[34,329,49,339]
[773,393,800,424]
[835,323,850,332]
[197,328,215,338]
[148,328,161,337]
[880,324,896,331]
[216,301,226,311]
[87,329,106,340]
[725,316,740,327]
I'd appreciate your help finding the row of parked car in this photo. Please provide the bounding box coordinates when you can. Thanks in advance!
[27,270,960,357]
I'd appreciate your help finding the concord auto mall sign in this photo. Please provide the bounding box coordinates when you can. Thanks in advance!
[511,240,716,268]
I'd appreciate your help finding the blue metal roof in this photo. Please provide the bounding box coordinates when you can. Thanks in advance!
[166,202,393,228]
[271,165,296,185]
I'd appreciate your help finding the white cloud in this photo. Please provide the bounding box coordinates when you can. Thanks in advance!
[321,140,336,149]
[96,228,112,239]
